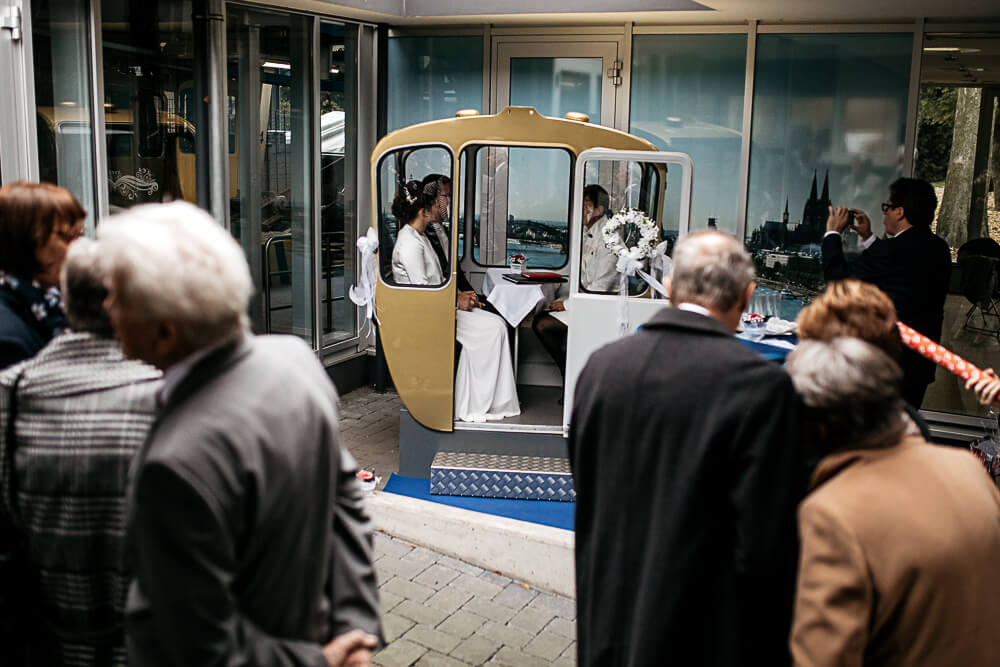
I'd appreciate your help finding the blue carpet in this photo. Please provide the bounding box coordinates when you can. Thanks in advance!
[382,474,575,531]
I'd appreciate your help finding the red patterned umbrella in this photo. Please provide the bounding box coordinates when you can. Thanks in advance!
[896,321,988,384]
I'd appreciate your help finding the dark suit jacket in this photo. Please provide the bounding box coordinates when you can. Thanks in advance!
[569,308,805,667]
[125,334,380,667]
[0,289,49,371]
[822,228,952,394]
[425,224,474,293]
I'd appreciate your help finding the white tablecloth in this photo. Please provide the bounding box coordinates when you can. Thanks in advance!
[483,268,545,327]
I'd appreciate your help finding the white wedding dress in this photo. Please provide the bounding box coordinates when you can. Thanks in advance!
[392,224,520,422]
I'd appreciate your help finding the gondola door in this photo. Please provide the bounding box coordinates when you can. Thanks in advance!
[562,148,694,432]
[373,144,458,432]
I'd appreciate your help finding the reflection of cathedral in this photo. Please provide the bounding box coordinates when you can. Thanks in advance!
[800,170,831,241]
[751,170,832,253]
[748,169,832,294]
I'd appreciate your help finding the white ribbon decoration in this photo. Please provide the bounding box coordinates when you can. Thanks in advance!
[349,228,380,335]
[616,249,642,337]
[648,241,673,292]
[614,245,671,336]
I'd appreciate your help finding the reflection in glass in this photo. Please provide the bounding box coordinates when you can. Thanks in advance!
[377,146,453,286]
[470,147,572,269]
[509,57,602,121]
[745,33,911,301]
[32,0,96,228]
[101,0,198,213]
[227,8,314,344]
[630,34,747,237]
[319,22,358,347]
[387,36,484,132]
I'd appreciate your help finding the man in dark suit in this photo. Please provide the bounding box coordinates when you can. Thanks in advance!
[822,177,952,408]
[99,202,381,667]
[420,174,476,294]
[570,231,804,667]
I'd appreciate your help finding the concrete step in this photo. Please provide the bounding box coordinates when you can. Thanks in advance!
[430,452,576,501]
[367,490,575,598]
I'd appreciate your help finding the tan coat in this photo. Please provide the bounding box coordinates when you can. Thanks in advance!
[791,436,1000,667]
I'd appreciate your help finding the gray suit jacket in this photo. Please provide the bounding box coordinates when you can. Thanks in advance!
[125,334,381,667]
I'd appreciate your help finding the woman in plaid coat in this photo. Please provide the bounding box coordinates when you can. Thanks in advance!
[0,239,162,666]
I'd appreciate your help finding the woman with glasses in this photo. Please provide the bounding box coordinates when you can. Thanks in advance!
[0,181,85,369]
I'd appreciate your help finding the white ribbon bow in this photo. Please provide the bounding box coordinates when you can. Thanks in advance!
[349,228,380,335]
[614,244,672,336]
[649,241,673,288]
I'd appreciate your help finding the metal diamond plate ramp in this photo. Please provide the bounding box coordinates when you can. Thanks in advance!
[429,452,575,501]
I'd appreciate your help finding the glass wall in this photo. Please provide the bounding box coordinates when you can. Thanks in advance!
[387,36,484,132]
[319,21,358,347]
[101,0,200,213]
[630,33,747,238]
[745,33,912,300]
[227,7,314,344]
[32,0,97,229]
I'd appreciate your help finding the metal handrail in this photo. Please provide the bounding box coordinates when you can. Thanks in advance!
[262,228,350,335]
[262,232,292,333]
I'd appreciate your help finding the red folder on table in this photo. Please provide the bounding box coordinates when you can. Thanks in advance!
[502,272,567,284]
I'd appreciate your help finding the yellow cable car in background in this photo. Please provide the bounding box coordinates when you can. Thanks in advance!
[371,106,693,477]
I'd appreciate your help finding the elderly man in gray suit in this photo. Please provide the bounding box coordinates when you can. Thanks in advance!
[98,202,381,667]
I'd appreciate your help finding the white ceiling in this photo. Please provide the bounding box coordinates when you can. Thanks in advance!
[318,0,1000,25]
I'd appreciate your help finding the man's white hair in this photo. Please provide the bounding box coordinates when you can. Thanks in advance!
[671,230,755,311]
[98,201,252,349]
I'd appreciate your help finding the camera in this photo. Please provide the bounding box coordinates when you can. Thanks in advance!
[846,210,856,226]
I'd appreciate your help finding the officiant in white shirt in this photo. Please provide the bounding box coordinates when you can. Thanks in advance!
[532,184,618,380]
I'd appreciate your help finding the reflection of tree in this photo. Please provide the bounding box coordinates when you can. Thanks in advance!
[916,87,957,183]
[278,86,291,130]
[321,93,344,113]
[993,102,1000,211]
[938,88,988,248]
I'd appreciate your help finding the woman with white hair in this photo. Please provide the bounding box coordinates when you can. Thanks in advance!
[786,338,1000,666]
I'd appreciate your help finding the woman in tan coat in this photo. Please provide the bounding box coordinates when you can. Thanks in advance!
[785,337,1000,666]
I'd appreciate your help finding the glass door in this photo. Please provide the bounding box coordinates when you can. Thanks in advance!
[473,40,620,269]
[227,7,315,345]
[318,21,358,349]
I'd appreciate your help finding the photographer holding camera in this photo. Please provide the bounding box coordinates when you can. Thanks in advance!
[821,177,951,408]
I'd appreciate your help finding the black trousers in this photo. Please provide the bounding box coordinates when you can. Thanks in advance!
[900,347,933,409]
[532,311,568,377]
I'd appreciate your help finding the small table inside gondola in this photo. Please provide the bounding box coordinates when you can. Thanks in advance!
[482,268,555,327]
[482,268,567,381]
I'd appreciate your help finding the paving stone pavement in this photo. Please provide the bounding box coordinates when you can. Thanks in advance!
[338,387,578,665]
[337,386,402,490]
[373,533,577,667]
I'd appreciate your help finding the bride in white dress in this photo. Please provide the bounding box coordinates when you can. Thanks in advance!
[390,179,520,422]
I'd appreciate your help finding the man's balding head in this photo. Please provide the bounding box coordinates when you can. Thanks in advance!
[669,231,755,312]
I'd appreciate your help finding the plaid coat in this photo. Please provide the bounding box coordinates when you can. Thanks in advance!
[0,332,161,666]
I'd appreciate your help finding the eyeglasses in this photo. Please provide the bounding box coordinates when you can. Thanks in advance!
[880,202,900,214]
